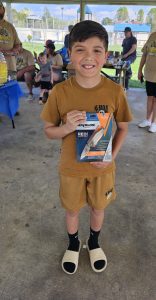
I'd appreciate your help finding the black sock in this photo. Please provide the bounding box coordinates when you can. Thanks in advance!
[88,228,105,271]
[68,231,80,251]
[88,228,100,250]
[63,231,80,274]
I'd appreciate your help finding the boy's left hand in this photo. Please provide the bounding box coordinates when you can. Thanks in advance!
[90,161,112,169]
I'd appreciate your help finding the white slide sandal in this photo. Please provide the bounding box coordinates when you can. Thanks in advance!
[62,240,81,275]
[86,239,107,273]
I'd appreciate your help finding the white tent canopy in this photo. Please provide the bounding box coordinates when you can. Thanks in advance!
[4,0,156,4]
[5,0,156,22]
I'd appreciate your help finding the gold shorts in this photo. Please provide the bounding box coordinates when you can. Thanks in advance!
[59,171,116,211]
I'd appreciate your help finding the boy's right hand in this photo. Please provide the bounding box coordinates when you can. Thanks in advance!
[64,110,86,134]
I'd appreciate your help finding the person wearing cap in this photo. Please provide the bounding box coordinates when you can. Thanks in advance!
[121,27,137,89]
[0,1,21,76]
[45,40,63,84]
[138,32,156,133]
[16,43,35,101]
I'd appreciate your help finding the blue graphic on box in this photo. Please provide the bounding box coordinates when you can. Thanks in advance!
[76,112,112,162]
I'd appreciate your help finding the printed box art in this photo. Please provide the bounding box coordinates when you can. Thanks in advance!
[76,112,112,162]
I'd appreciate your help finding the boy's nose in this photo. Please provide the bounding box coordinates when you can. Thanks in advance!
[84,51,94,60]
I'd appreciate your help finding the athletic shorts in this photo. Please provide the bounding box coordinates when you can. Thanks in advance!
[40,81,52,90]
[59,171,116,211]
[146,81,156,97]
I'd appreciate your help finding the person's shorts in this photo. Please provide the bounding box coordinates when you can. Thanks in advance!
[146,81,156,97]
[59,171,116,211]
[17,70,36,82]
[40,81,52,90]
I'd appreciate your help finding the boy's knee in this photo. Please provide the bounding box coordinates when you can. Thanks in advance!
[91,207,104,216]
[66,210,79,218]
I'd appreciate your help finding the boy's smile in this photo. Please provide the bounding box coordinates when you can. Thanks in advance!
[69,37,108,87]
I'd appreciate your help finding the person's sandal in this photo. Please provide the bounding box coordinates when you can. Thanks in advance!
[86,239,107,273]
[62,240,81,275]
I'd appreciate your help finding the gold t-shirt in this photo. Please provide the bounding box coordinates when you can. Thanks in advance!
[41,76,132,177]
[142,32,156,82]
[16,48,35,71]
[0,19,21,72]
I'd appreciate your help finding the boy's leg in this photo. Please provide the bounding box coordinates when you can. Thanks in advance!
[39,88,45,104]
[62,210,80,274]
[86,173,116,272]
[87,208,106,271]
[60,175,86,274]
[66,210,79,235]
[90,207,104,232]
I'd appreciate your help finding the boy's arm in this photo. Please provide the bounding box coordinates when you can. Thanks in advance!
[44,110,86,139]
[90,121,128,169]
[112,121,128,160]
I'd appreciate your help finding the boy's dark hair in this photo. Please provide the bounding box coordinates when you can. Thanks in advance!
[39,52,46,57]
[69,20,108,51]
[68,24,74,32]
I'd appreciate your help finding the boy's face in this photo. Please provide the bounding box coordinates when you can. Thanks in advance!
[39,55,47,64]
[69,37,108,81]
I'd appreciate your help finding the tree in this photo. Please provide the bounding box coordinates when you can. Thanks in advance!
[102,17,113,25]
[27,34,32,42]
[116,7,129,22]
[137,9,144,24]
[146,8,156,31]
[12,8,30,27]
[42,7,52,29]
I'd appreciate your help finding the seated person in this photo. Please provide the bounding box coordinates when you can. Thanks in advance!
[57,46,70,68]
[35,52,53,105]
[44,40,63,84]
[16,43,35,101]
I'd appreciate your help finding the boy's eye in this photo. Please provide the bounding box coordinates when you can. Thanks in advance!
[76,48,84,52]
[94,49,103,53]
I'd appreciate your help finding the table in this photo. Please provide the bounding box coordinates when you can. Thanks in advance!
[102,62,129,88]
[0,80,23,128]
[62,62,128,88]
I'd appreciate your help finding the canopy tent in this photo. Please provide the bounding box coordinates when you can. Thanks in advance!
[4,0,156,4]
[4,0,156,22]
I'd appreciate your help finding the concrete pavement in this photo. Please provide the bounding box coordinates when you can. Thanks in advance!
[0,83,155,300]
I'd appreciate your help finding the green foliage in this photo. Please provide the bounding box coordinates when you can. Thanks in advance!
[12,8,30,27]
[102,17,113,25]
[27,34,32,42]
[137,9,144,24]
[116,7,129,22]
[146,8,156,31]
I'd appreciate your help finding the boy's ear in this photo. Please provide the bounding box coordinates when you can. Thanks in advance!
[68,49,71,58]
[105,51,108,60]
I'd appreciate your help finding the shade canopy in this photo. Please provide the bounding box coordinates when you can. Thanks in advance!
[4,0,156,5]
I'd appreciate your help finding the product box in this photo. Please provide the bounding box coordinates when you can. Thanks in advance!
[76,112,112,162]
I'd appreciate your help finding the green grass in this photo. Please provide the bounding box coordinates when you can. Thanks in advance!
[23,42,144,88]
[23,41,63,55]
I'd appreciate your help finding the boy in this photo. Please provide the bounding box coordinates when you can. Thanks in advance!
[35,52,53,104]
[41,21,132,275]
